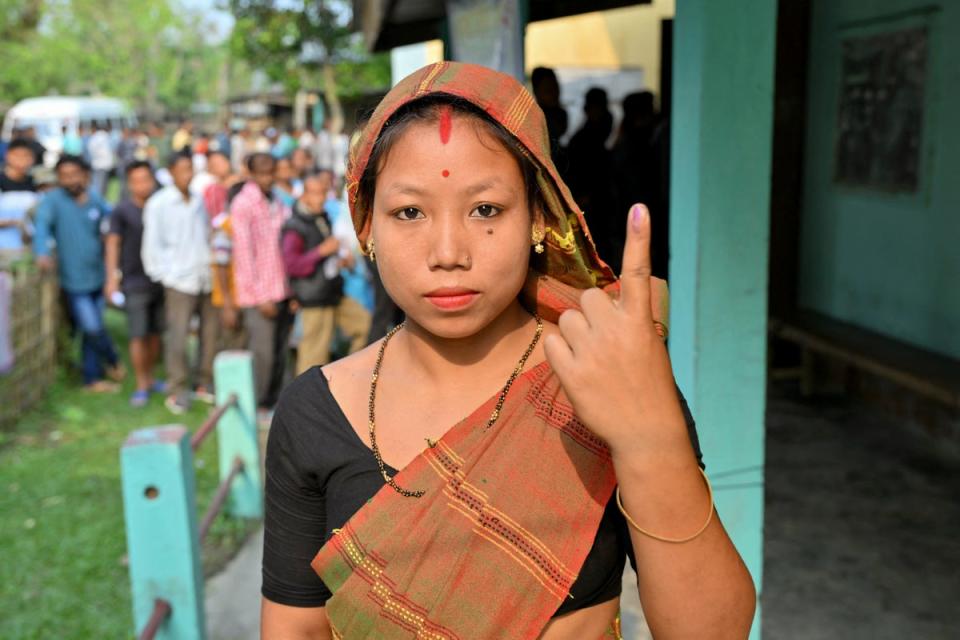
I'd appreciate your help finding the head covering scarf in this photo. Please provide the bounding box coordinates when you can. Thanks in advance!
[312,61,667,640]
[344,60,669,326]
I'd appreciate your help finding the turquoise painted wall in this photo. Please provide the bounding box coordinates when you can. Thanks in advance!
[801,1,960,359]
[670,1,777,637]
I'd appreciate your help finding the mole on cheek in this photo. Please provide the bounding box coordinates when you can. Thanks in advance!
[486,228,494,235]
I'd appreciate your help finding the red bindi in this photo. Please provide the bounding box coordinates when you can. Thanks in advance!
[442,169,450,177]
[439,105,453,144]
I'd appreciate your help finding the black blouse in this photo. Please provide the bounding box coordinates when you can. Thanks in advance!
[261,367,703,617]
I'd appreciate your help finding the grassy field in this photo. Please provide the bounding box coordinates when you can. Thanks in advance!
[0,308,257,639]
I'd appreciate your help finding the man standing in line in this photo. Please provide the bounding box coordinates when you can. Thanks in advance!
[105,161,164,407]
[88,124,116,198]
[141,153,217,414]
[230,153,292,410]
[281,170,370,373]
[0,139,39,256]
[33,155,123,392]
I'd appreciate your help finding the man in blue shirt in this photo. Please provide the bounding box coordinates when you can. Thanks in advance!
[33,155,124,392]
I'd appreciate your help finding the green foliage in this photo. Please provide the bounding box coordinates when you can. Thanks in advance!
[0,0,41,42]
[0,309,257,638]
[227,0,389,98]
[333,41,392,100]
[0,0,228,116]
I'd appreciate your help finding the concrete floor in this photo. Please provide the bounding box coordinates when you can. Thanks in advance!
[760,383,960,640]
[205,383,960,639]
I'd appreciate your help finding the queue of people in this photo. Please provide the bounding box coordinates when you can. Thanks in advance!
[1,74,660,415]
[531,67,668,277]
[1,125,371,415]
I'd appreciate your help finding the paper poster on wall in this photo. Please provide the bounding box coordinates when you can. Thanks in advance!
[834,26,928,192]
[447,0,524,81]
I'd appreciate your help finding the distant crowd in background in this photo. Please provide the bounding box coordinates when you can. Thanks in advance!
[0,118,381,415]
[0,66,666,413]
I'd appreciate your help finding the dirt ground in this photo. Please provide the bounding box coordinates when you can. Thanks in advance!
[621,382,960,639]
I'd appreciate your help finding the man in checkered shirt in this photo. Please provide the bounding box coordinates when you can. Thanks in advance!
[230,153,293,409]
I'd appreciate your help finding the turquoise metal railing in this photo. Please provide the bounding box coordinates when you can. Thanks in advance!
[120,351,262,640]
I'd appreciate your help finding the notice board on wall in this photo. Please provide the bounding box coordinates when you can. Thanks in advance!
[834,26,928,192]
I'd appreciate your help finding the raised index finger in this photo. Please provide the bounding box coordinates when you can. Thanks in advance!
[619,203,653,319]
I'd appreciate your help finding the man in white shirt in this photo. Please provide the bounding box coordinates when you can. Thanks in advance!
[87,124,116,197]
[141,152,217,414]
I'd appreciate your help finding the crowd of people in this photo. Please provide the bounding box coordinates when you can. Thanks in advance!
[0,121,378,416]
[530,67,668,277]
[0,72,664,415]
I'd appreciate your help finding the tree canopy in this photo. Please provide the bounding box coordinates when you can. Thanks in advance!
[0,0,230,117]
[227,0,390,131]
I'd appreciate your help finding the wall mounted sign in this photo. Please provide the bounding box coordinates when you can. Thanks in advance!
[834,26,928,192]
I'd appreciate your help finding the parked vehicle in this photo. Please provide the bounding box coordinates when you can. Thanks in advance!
[1,96,137,166]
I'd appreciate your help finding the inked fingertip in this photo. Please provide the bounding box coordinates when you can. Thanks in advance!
[629,204,647,231]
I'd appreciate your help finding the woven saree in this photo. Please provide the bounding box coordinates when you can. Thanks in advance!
[311,61,668,639]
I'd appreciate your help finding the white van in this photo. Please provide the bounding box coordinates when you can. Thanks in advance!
[1,96,137,166]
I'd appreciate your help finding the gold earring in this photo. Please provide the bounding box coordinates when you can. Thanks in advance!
[532,228,545,254]
[366,238,376,262]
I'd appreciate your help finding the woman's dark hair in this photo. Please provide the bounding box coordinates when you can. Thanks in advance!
[356,94,544,219]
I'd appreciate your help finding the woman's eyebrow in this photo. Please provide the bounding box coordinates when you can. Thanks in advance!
[387,183,428,195]
[462,178,512,197]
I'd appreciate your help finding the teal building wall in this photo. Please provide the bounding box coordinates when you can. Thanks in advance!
[670,1,777,637]
[801,1,960,359]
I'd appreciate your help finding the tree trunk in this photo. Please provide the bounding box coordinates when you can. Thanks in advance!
[322,61,344,134]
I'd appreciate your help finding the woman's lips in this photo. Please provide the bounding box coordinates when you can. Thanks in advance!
[424,288,480,310]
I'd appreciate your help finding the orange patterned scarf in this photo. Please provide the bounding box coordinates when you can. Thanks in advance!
[312,61,665,638]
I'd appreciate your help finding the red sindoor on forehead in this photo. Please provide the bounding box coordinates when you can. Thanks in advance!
[442,169,450,177]
[438,105,453,144]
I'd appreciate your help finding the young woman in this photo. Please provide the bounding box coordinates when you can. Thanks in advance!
[261,62,755,639]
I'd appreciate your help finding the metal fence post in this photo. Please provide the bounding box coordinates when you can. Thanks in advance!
[213,350,262,519]
[120,425,206,640]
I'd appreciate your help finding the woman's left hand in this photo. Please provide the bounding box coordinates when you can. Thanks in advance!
[543,203,691,462]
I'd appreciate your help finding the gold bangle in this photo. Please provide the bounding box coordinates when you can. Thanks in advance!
[615,467,714,544]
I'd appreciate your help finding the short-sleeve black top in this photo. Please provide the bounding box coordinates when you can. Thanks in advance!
[108,199,160,294]
[261,366,703,617]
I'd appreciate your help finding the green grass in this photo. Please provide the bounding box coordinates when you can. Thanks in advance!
[0,309,257,639]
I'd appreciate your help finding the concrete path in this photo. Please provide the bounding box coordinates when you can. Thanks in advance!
[205,527,263,640]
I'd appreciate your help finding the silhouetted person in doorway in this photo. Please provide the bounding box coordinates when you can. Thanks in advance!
[531,67,568,164]
[567,87,616,269]
[613,90,669,277]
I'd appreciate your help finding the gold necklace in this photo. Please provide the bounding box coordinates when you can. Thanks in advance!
[368,315,544,498]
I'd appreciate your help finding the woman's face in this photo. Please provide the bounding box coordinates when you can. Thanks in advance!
[371,113,536,339]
